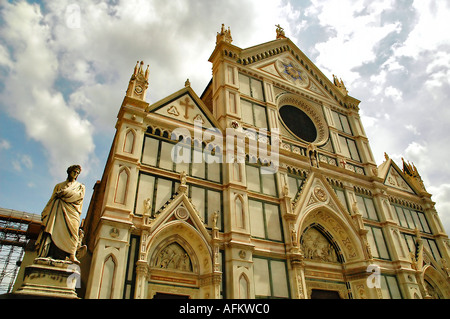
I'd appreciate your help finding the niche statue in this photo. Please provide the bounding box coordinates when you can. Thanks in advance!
[35,165,86,264]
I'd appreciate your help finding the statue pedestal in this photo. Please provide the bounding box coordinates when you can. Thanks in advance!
[14,257,80,299]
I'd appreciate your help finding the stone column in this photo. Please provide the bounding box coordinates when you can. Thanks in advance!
[211,215,222,299]
[200,273,222,299]
[134,226,151,299]
[134,260,149,299]
[289,250,307,299]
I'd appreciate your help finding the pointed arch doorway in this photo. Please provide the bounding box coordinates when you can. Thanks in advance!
[310,289,342,299]
[147,235,204,299]
[300,224,349,299]
[153,292,191,299]
[132,188,222,300]
[140,217,220,299]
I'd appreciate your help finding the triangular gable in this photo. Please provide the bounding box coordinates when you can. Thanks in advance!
[378,155,424,195]
[252,53,330,100]
[141,183,216,275]
[291,171,363,261]
[148,185,212,244]
[383,163,416,194]
[293,172,351,220]
[236,38,360,110]
[148,86,221,130]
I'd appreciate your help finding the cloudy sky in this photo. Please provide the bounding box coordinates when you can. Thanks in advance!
[1,0,450,235]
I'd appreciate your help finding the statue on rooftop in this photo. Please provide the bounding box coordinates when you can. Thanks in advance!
[216,24,233,44]
[276,24,286,39]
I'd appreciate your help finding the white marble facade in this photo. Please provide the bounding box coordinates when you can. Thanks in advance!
[81,26,450,299]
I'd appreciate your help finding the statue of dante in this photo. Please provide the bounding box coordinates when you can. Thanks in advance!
[36,165,85,264]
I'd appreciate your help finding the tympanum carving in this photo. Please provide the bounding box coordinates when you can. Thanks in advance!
[154,242,192,272]
[301,228,338,263]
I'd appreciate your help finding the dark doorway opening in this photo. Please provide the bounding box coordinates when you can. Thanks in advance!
[153,292,190,299]
[153,292,189,299]
[311,289,341,299]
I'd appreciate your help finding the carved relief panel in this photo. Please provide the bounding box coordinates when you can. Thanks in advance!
[301,228,338,263]
[154,242,193,272]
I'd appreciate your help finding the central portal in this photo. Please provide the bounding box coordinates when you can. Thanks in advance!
[153,292,190,299]
[311,289,342,299]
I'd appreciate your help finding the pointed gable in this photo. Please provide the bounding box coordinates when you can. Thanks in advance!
[293,172,350,220]
[378,155,417,194]
[252,53,329,100]
[384,165,416,194]
[236,37,360,110]
[290,171,364,262]
[148,185,212,244]
[148,86,220,130]
[141,184,216,277]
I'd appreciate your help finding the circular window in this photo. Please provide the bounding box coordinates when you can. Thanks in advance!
[277,93,329,145]
[279,105,317,143]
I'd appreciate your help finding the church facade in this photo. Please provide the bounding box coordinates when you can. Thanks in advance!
[81,25,450,299]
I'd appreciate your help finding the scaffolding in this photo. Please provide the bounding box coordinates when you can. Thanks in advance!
[0,208,41,294]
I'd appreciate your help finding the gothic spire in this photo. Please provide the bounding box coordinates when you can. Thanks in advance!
[126,60,149,101]
[216,24,232,44]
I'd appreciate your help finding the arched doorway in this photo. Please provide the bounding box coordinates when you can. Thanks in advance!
[422,265,450,299]
[143,220,219,299]
[300,224,348,299]
[148,238,200,298]
[310,289,341,299]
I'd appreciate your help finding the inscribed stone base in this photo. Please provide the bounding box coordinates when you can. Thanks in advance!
[14,257,80,299]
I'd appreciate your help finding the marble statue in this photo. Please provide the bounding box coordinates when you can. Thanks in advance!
[36,165,85,264]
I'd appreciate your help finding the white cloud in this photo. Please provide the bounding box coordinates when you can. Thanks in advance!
[0,139,10,150]
[0,0,302,180]
[12,161,21,172]
[387,1,450,102]
[404,141,426,155]
[307,0,401,84]
[384,86,403,102]
[12,154,33,172]
[45,0,300,107]
[428,184,450,235]
[403,142,427,171]
[359,112,378,129]
[425,51,450,75]
[369,70,388,95]
[0,1,95,177]
[0,44,13,70]
[394,0,450,59]
[424,51,450,96]
[353,1,450,197]
[405,124,420,136]
[382,56,406,73]
[21,154,33,169]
